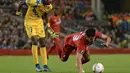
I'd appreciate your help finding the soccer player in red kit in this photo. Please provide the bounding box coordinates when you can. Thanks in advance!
[54,28,111,73]
[49,9,61,35]
[47,9,63,55]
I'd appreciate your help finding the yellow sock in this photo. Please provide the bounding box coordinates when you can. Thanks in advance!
[32,45,39,64]
[40,47,47,65]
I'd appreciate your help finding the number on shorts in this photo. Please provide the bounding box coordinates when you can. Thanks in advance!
[30,27,32,32]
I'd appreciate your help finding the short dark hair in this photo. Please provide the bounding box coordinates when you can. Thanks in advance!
[85,28,96,37]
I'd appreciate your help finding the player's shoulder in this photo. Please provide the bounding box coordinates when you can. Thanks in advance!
[95,30,102,34]
[95,30,102,37]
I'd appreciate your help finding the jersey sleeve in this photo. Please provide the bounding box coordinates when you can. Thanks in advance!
[95,31,102,38]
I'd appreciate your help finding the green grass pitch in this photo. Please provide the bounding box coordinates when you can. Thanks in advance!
[0,54,130,73]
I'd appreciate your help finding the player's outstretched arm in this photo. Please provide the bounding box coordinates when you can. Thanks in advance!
[16,1,24,15]
[76,52,83,73]
[100,34,111,47]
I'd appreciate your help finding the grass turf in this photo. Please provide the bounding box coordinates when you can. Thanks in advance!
[0,54,130,73]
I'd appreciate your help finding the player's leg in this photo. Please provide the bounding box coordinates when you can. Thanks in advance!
[82,50,90,64]
[53,38,62,57]
[60,45,75,62]
[37,24,51,72]
[25,25,42,72]
[47,43,55,59]
[53,37,73,61]
[47,37,60,57]
[47,39,56,55]
[53,37,74,61]
[47,44,55,54]
[31,36,42,72]
[49,28,60,55]
[38,38,51,72]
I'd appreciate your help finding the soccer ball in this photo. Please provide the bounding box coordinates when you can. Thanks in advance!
[92,63,104,73]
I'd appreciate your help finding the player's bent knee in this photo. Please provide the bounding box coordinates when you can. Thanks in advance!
[82,57,90,64]
[31,36,38,45]
[32,41,37,45]
[40,44,46,47]
[85,58,90,63]
[61,57,68,62]
[38,38,46,47]
[61,59,67,62]
[87,58,90,62]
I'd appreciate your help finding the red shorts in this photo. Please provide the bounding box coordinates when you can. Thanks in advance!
[62,44,90,60]
[64,37,89,55]
[62,44,76,56]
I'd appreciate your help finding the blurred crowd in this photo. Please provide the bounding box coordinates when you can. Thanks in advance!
[52,0,97,21]
[0,13,32,49]
[103,12,130,32]
[103,12,130,48]
[0,0,129,49]
[0,0,14,6]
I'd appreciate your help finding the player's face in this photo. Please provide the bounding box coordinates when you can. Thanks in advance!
[86,36,95,42]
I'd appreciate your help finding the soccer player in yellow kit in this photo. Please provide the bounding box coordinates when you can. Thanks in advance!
[16,0,58,72]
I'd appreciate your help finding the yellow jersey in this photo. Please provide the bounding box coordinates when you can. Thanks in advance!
[25,0,46,20]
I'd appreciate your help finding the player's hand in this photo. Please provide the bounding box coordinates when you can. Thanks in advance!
[16,11,21,16]
[48,29,59,38]
[51,32,59,38]
[101,43,109,48]
[50,31,59,38]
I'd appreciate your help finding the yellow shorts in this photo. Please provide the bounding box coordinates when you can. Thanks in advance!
[24,18,45,38]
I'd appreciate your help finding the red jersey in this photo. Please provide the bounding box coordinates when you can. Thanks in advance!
[64,31,102,53]
[49,15,61,34]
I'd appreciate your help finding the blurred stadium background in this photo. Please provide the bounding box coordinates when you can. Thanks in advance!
[0,0,130,73]
[0,0,130,50]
